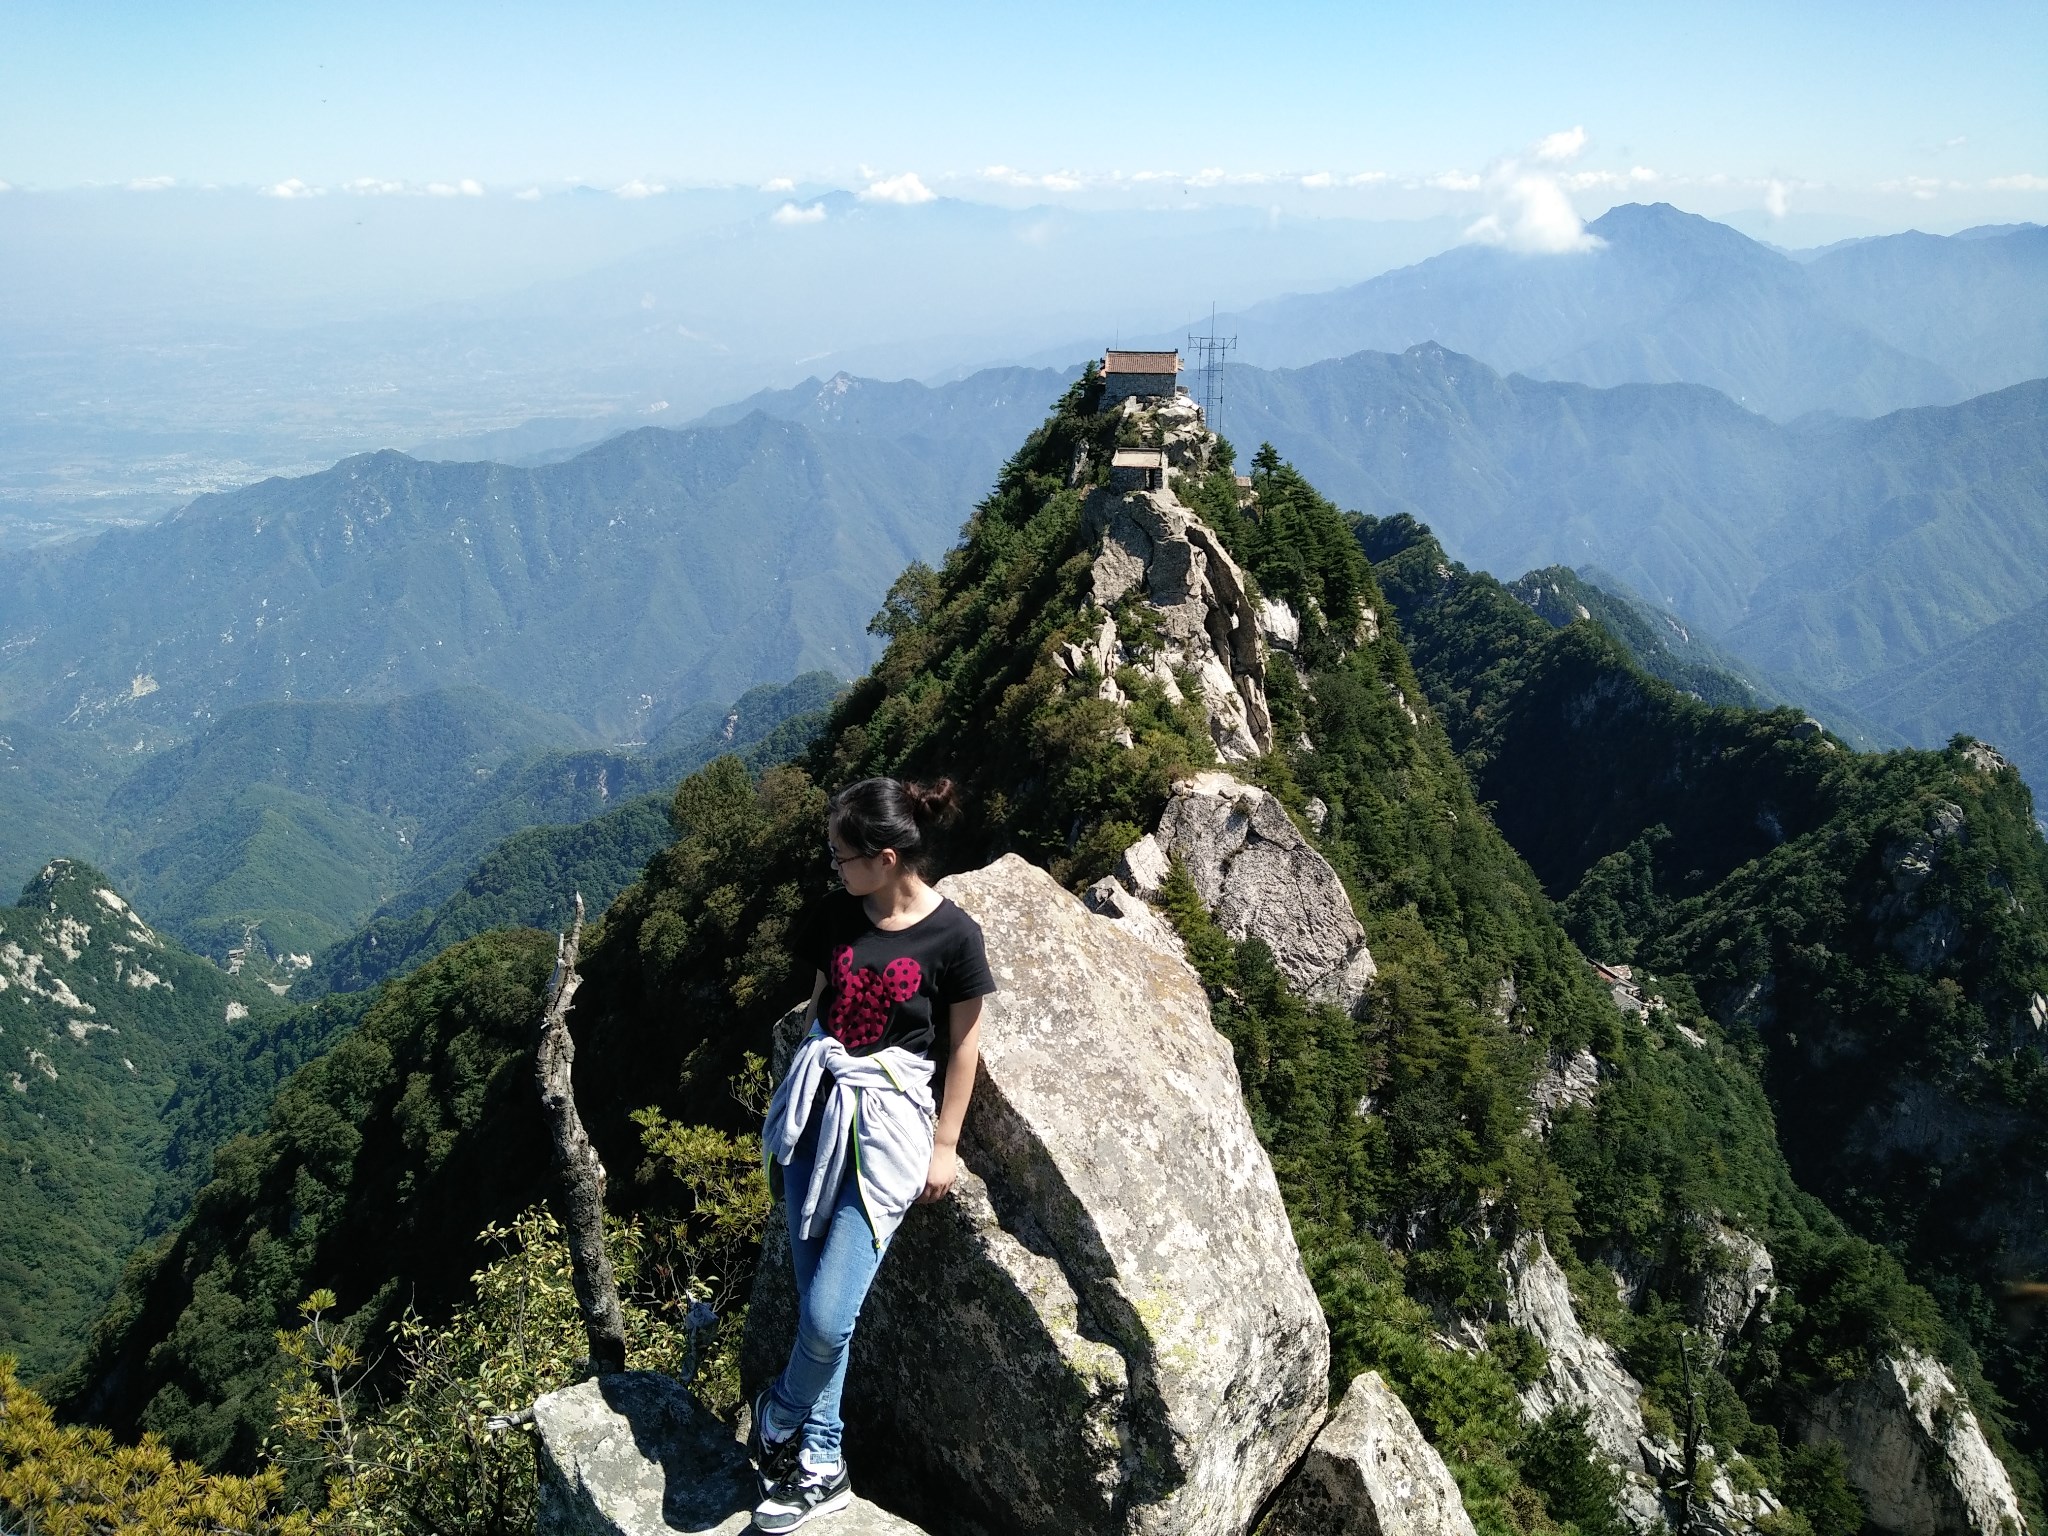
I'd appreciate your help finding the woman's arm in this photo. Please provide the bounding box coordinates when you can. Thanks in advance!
[805,969,826,1024]
[917,996,983,1204]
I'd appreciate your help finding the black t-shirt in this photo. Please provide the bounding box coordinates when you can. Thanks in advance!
[810,892,995,1058]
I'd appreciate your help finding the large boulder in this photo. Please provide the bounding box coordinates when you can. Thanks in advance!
[532,1372,926,1535]
[1119,772,1376,1013]
[1797,1348,2029,1536]
[742,854,1329,1536]
[1263,1372,1478,1536]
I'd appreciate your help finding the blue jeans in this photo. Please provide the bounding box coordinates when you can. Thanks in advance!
[765,1112,888,1468]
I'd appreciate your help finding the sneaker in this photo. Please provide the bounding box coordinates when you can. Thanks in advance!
[747,1387,798,1491]
[753,1457,853,1532]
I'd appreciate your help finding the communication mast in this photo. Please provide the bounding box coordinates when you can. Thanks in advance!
[1185,304,1237,440]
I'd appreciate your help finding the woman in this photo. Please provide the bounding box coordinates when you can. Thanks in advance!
[749,776,994,1532]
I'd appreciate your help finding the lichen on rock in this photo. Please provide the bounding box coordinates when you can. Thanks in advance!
[1262,1371,1477,1536]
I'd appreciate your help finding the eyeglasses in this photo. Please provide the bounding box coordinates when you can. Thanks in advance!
[826,845,872,869]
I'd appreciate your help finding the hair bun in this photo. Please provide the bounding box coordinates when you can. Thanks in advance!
[901,777,961,827]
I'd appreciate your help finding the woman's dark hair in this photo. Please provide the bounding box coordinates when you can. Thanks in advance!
[828,776,961,874]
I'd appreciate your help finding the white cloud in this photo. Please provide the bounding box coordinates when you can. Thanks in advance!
[0,180,11,192]
[515,187,542,201]
[1879,175,1951,201]
[1347,171,1391,186]
[1300,171,1334,189]
[425,178,484,197]
[860,171,936,204]
[979,165,1084,191]
[614,178,667,199]
[1464,168,1601,253]
[1560,166,1658,190]
[1427,170,1482,192]
[127,175,175,191]
[1988,173,2048,191]
[344,177,407,195]
[264,178,322,199]
[1763,179,1790,218]
[771,201,827,224]
[1533,126,1589,164]
[761,177,796,192]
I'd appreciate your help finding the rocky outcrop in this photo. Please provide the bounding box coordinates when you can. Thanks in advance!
[1798,1348,2029,1536]
[743,854,1329,1536]
[1503,1235,1785,1535]
[1117,772,1375,1013]
[1504,1236,1669,1534]
[1263,1372,1478,1536]
[1525,1048,1600,1135]
[533,1372,927,1535]
[1690,1223,1774,1357]
[1083,487,1271,761]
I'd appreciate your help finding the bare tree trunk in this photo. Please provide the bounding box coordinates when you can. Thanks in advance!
[535,893,628,1376]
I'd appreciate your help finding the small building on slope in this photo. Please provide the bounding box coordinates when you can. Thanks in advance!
[1101,350,1182,407]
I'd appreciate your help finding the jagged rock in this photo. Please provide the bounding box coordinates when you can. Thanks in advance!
[1083,486,1271,761]
[1083,874,1186,963]
[1257,597,1300,653]
[1504,1236,1782,1535]
[1504,1235,1668,1533]
[1524,1048,1599,1135]
[532,1372,927,1535]
[1797,1348,2029,1536]
[1960,740,2012,776]
[1690,1223,1774,1356]
[1263,1371,1477,1536]
[1119,772,1375,1012]
[743,854,1329,1536]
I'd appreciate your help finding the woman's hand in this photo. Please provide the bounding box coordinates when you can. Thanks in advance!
[917,1142,959,1204]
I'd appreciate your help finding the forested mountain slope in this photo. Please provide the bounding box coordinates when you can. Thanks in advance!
[63,372,2033,1534]
[1230,351,2048,776]
[0,677,834,984]
[1367,512,2048,1502]
[0,413,965,740]
[0,860,282,1378]
[1215,204,2042,418]
[303,670,840,996]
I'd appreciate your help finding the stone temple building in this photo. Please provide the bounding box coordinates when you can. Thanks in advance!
[1100,349,1182,407]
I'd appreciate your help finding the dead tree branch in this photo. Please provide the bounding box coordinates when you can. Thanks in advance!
[535,892,628,1376]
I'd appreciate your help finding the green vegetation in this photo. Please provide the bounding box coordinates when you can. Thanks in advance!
[0,1358,313,1536]
[0,860,283,1380]
[54,378,2042,1534]
[1367,511,2048,1512]
[0,675,833,1388]
[305,671,842,998]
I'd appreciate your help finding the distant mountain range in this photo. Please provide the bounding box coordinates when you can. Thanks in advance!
[1205,205,2047,420]
[9,341,2044,789]
[0,411,997,742]
[1226,349,2048,772]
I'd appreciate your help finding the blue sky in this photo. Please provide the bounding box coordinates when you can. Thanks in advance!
[2,0,2044,230]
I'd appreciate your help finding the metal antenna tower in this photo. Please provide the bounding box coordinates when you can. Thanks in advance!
[1185,304,1236,439]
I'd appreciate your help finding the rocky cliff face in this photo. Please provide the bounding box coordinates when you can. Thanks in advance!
[1798,1349,2029,1536]
[1503,1235,1783,1535]
[742,854,1329,1536]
